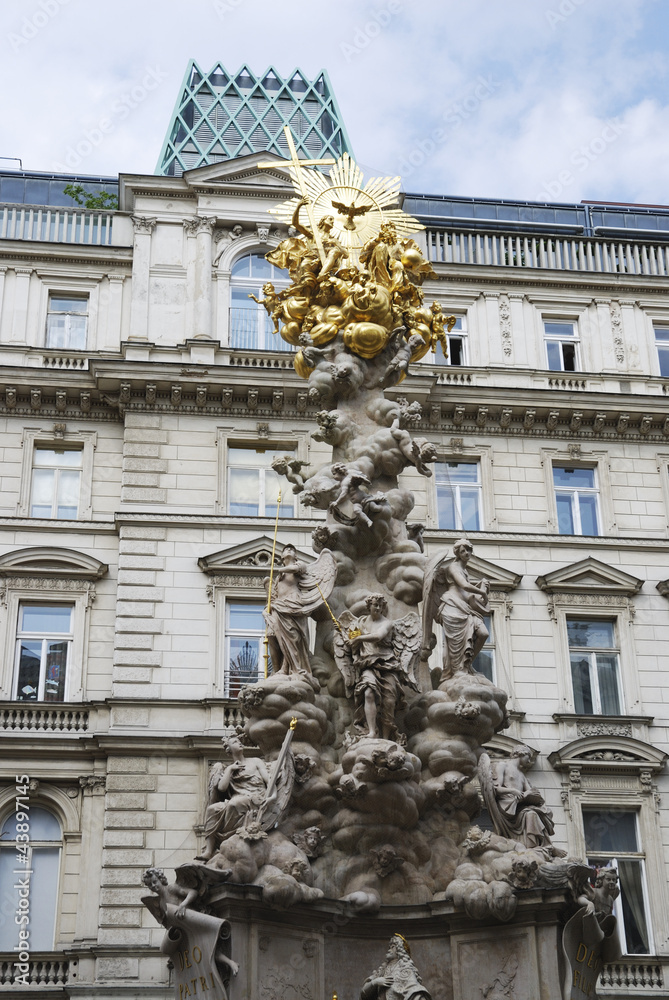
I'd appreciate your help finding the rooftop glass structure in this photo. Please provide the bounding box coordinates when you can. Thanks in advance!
[156,61,353,177]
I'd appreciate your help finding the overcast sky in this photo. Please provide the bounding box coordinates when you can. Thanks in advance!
[1,0,668,205]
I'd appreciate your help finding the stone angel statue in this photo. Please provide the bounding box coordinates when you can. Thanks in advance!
[333,593,421,741]
[421,538,490,681]
[196,727,296,861]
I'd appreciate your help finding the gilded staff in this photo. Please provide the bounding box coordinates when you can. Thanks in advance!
[263,487,282,677]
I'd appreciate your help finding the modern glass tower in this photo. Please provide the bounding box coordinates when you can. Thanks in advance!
[156,61,353,176]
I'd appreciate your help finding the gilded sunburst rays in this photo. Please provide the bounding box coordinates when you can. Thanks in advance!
[269,151,424,262]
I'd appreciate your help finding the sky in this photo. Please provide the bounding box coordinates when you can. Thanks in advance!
[1,0,668,205]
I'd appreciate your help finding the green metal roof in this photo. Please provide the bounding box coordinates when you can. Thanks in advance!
[156,61,353,176]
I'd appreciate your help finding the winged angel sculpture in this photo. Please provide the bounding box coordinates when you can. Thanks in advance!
[197,729,296,861]
[333,593,421,741]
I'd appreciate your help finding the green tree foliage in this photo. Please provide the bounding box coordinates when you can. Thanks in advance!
[63,183,118,211]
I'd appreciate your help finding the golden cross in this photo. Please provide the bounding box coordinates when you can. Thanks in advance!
[259,125,335,264]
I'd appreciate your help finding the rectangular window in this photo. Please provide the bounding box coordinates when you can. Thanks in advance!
[567,618,621,715]
[14,603,73,702]
[31,447,82,519]
[553,466,600,536]
[472,613,494,682]
[544,320,579,371]
[583,808,652,955]
[46,295,88,350]
[225,600,267,698]
[227,447,294,518]
[654,327,669,377]
[435,461,482,530]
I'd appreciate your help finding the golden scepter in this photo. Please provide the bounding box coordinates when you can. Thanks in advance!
[263,488,282,677]
[316,584,361,640]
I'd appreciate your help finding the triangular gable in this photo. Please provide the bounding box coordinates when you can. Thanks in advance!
[198,537,315,577]
[0,546,108,580]
[182,153,294,189]
[536,557,642,596]
[466,554,522,593]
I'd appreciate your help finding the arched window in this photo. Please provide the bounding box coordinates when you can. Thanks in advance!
[229,253,291,352]
[0,807,62,951]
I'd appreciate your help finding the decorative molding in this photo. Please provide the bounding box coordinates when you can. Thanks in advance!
[131,216,157,235]
[0,578,97,608]
[79,775,106,795]
[577,721,633,737]
[536,557,643,596]
[0,546,108,581]
[610,300,625,363]
[498,294,512,358]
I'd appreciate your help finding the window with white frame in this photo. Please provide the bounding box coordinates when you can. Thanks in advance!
[654,327,669,377]
[583,808,652,955]
[435,461,482,531]
[553,465,600,536]
[225,600,268,697]
[0,806,62,950]
[227,446,294,518]
[567,617,621,715]
[31,447,83,519]
[229,253,291,352]
[544,320,579,371]
[46,294,88,350]
[13,603,74,702]
[472,613,495,682]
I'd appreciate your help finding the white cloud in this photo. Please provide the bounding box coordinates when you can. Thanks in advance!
[0,0,667,205]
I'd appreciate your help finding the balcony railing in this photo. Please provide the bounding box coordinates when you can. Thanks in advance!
[0,205,113,245]
[229,308,294,353]
[426,229,669,277]
[0,956,69,988]
[0,703,89,733]
[600,961,664,990]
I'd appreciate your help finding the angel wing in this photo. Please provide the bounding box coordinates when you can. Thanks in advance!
[421,551,452,653]
[206,761,225,805]
[174,863,231,895]
[297,548,338,612]
[332,610,361,696]
[392,612,421,690]
[478,752,517,841]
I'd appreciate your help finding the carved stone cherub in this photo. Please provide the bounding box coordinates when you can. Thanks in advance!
[370,845,405,878]
[292,826,325,858]
[270,454,309,493]
[141,867,199,921]
[593,867,619,920]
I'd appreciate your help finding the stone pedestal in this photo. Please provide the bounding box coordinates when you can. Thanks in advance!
[210,885,567,1000]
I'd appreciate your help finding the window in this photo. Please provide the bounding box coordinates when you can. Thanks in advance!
[544,320,579,371]
[31,447,82,519]
[227,446,294,518]
[583,809,651,955]
[229,253,291,352]
[13,603,74,702]
[225,600,267,697]
[0,807,62,950]
[567,618,621,715]
[435,461,482,530]
[472,614,494,681]
[553,466,600,536]
[654,327,669,377]
[46,295,88,350]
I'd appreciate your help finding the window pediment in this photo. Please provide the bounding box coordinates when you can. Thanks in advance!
[465,554,522,594]
[183,153,295,190]
[198,537,315,580]
[536,557,643,597]
[0,546,108,581]
[549,735,666,775]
